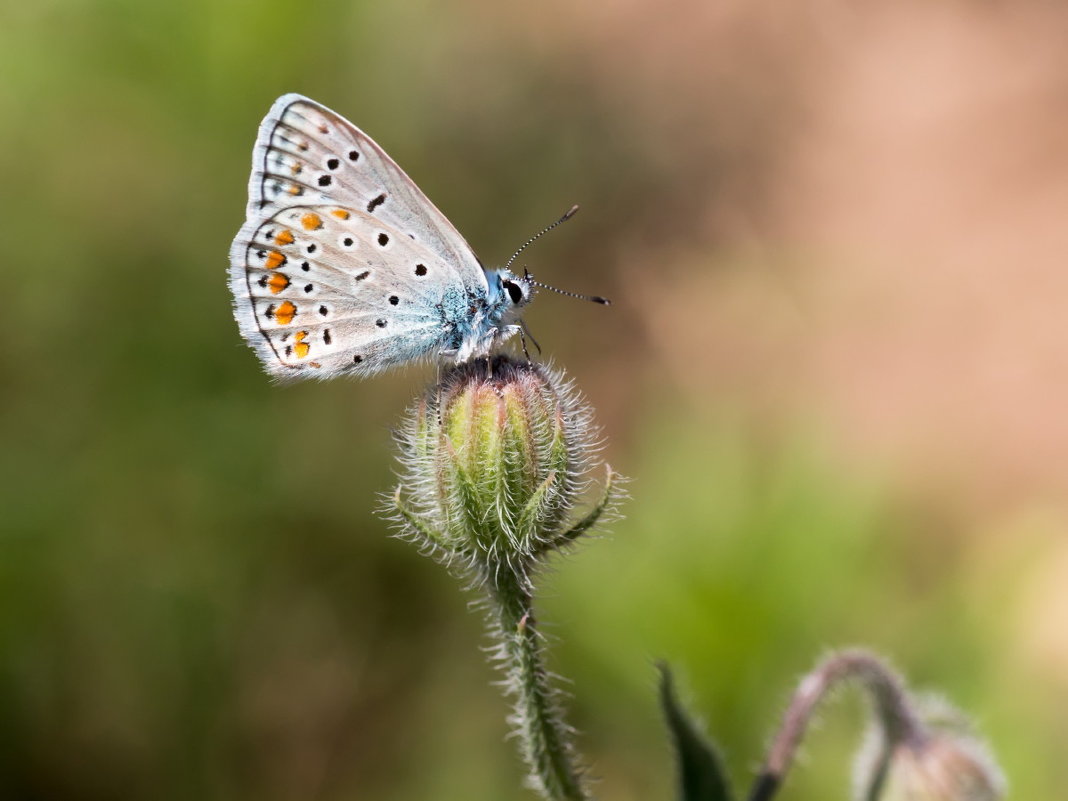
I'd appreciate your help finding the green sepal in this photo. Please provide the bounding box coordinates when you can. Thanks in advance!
[536,466,619,557]
[517,470,557,550]
[658,663,734,801]
[391,487,450,550]
[450,460,495,553]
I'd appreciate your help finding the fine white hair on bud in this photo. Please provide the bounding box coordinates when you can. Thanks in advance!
[388,355,619,578]
[384,355,623,801]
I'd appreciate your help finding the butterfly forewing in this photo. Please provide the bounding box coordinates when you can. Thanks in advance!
[230,93,488,379]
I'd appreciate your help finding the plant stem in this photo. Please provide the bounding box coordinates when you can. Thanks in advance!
[747,650,926,801]
[488,563,589,801]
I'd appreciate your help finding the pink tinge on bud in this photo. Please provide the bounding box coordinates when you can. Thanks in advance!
[853,694,1006,801]
[870,734,1005,801]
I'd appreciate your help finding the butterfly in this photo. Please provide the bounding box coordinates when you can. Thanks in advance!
[229,93,604,380]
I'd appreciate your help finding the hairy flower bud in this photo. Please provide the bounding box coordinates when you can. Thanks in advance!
[854,697,1006,801]
[751,651,1006,801]
[390,354,618,574]
[386,356,621,801]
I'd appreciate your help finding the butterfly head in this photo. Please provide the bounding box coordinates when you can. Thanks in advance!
[495,269,536,313]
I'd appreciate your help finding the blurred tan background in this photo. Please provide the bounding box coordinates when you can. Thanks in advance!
[2,0,1066,798]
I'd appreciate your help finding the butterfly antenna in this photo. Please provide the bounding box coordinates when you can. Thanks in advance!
[502,205,581,273]
[524,268,611,306]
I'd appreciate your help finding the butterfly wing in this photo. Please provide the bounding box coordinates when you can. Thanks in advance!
[229,93,488,379]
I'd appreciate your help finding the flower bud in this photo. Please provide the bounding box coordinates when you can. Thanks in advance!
[854,698,1005,801]
[390,356,617,572]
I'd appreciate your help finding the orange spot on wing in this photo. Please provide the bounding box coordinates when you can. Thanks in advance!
[275,301,297,326]
[287,184,302,195]
[294,331,310,359]
[265,251,286,269]
[274,229,294,245]
[301,213,323,230]
[267,273,290,294]
[290,163,303,175]
[331,209,350,220]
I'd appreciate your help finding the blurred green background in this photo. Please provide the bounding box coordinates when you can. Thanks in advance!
[3,0,1067,798]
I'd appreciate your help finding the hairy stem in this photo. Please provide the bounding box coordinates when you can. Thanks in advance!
[487,563,588,801]
[748,650,926,801]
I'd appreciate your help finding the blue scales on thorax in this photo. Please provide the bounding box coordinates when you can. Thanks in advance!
[437,284,490,352]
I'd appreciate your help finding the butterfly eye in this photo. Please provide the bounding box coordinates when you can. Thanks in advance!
[503,280,525,305]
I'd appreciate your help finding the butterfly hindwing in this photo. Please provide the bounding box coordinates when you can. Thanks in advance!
[234,202,475,377]
[229,93,489,379]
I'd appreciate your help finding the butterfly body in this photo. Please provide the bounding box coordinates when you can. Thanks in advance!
[229,94,533,379]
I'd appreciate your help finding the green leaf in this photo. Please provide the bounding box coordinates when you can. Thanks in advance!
[658,663,734,801]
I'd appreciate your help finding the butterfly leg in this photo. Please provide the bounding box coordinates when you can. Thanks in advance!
[519,329,531,362]
[519,321,542,359]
